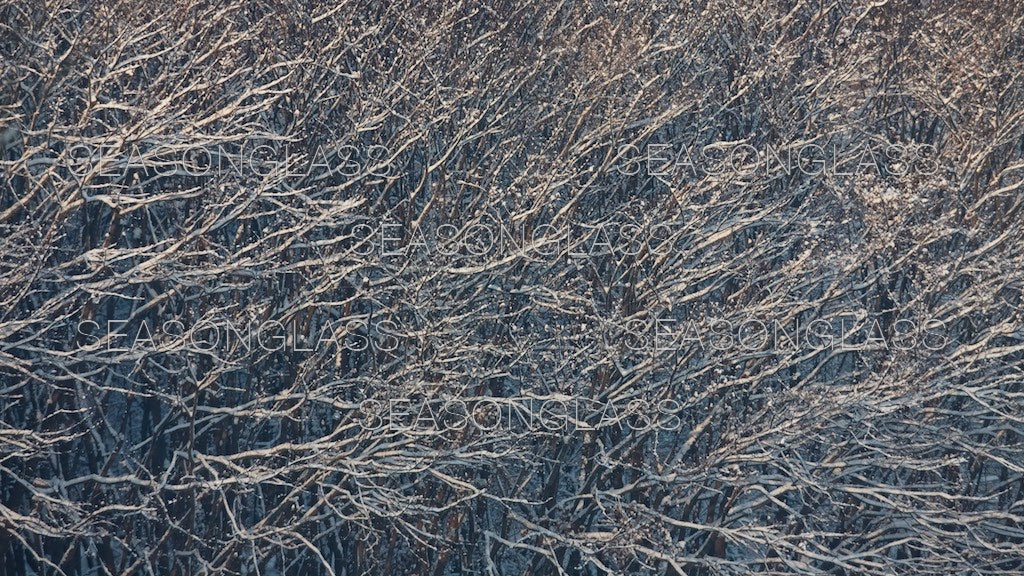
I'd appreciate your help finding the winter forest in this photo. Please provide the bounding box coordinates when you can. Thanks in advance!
[2,1,1024,575]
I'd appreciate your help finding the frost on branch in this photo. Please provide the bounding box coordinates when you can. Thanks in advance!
[1,1,1024,575]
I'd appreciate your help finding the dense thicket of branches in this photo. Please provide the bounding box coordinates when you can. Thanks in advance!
[2,1,1024,575]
